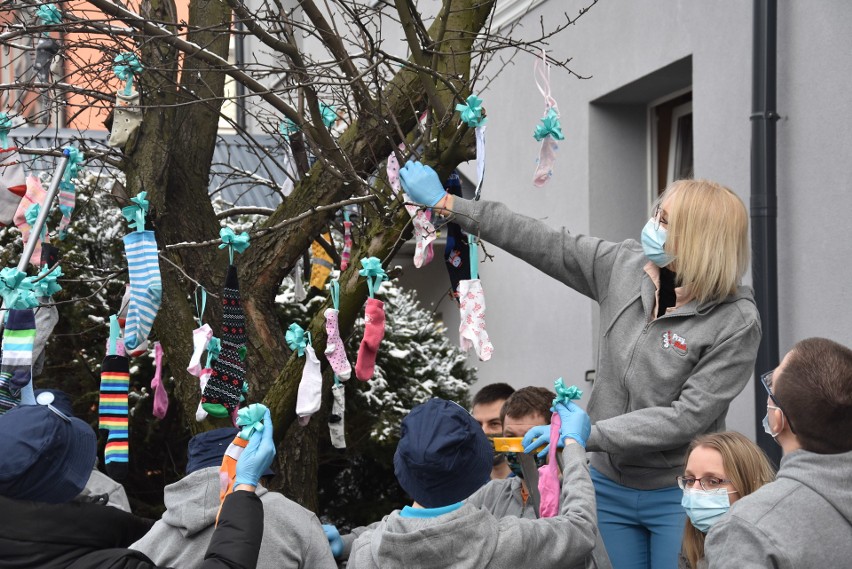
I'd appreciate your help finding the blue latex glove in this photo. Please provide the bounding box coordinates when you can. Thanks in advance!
[399,161,447,207]
[323,524,345,559]
[234,408,276,487]
[521,402,591,457]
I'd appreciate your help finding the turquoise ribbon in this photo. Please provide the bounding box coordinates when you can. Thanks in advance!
[108,314,121,356]
[533,108,565,142]
[236,403,268,440]
[114,53,143,96]
[36,4,61,29]
[194,286,207,327]
[358,257,387,298]
[0,267,38,309]
[328,279,340,310]
[455,95,487,128]
[279,119,299,140]
[0,113,12,150]
[553,377,583,406]
[33,264,62,298]
[319,103,337,129]
[62,147,84,182]
[218,227,250,265]
[205,336,221,368]
[468,234,478,280]
[121,191,149,232]
[285,322,308,357]
[25,203,46,241]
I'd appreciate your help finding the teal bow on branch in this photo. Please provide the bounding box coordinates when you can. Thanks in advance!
[319,103,337,129]
[205,336,221,368]
[359,257,388,298]
[24,203,46,241]
[0,113,12,150]
[113,52,143,96]
[533,108,565,142]
[0,267,38,309]
[455,95,487,128]
[33,264,63,298]
[285,322,308,356]
[62,146,85,182]
[218,227,250,264]
[36,4,62,26]
[236,403,268,440]
[279,119,299,140]
[553,377,583,406]
[121,190,149,232]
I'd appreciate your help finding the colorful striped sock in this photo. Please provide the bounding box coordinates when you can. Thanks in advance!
[215,434,249,525]
[57,180,75,239]
[1,309,36,390]
[0,373,21,415]
[99,354,130,481]
[13,176,47,267]
[122,230,162,352]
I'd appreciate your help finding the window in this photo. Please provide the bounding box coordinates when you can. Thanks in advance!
[649,90,693,199]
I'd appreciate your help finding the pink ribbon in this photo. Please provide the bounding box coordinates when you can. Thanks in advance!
[150,341,168,419]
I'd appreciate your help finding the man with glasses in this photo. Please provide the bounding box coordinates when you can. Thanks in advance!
[704,338,852,568]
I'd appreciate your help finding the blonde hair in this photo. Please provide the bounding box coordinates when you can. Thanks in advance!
[657,180,749,304]
[681,432,776,569]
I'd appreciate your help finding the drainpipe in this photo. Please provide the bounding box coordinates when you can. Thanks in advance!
[750,0,781,465]
[234,20,246,129]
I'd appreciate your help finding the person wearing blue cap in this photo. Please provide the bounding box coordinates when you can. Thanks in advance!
[341,397,598,569]
[131,426,336,569]
[0,404,277,568]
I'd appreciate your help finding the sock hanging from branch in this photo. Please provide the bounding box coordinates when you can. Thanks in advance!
[150,341,167,419]
[388,149,436,268]
[455,94,487,200]
[323,280,351,380]
[288,323,322,425]
[355,257,387,381]
[99,315,130,481]
[187,286,212,377]
[532,49,565,187]
[328,379,346,449]
[340,211,353,271]
[121,191,162,352]
[56,146,84,239]
[13,176,48,267]
[458,235,493,361]
[109,53,144,150]
[310,233,334,291]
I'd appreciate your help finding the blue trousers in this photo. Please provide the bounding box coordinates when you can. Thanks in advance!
[591,467,685,569]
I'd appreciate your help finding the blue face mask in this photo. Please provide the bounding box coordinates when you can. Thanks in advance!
[681,488,731,533]
[641,218,674,267]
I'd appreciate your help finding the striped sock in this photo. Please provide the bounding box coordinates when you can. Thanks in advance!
[99,355,130,481]
[215,434,249,525]
[0,373,21,415]
[122,230,162,352]
[1,309,36,390]
[57,180,75,240]
[13,176,47,267]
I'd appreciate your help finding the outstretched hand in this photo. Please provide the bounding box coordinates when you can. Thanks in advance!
[234,408,276,488]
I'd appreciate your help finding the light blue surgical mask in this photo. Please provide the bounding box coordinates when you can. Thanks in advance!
[641,218,674,267]
[681,488,731,533]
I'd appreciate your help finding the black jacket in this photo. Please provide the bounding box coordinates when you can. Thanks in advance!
[0,490,263,568]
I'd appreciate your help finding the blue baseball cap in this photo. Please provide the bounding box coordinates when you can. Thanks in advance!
[0,404,96,503]
[393,398,492,508]
[187,427,275,477]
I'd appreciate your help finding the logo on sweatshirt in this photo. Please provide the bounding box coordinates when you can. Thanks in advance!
[662,331,688,356]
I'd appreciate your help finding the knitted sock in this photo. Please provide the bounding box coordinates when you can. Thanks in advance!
[201,265,246,418]
[355,298,385,381]
[329,383,346,449]
[57,180,75,239]
[296,344,323,425]
[533,135,559,187]
[310,235,334,291]
[195,368,212,422]
[324,308,351,380]
[13,176,47,267]
[0,148,26,226]
[99,355,130,481]
[341,221,353,271]
[122,230,162,352]
[458,279,494,361]
[1,308,36,391]
[0,373,20,415]
[150,342,167,420]
[187,323,213,377]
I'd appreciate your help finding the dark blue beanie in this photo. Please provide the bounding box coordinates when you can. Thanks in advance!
[187,427,274,477]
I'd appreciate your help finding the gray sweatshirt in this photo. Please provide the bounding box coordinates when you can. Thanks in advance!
[130,466,336,569]
[347,444,597,569]
[705,449,852,568]
[451,199,761,489]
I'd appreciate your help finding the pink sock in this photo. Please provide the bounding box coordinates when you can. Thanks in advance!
[341,221,353,271]
[410,208,436,268]
[533,136,559,187]
[150,341,168,419]
[324,308,352,380]
[13,176,47,267]
[458,279,494,361]
[355,298,385,381]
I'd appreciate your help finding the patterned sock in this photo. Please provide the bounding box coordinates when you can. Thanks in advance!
[202,265,246,418]
[355,298,386,381]
[324,308,351,380]
[296,344,323,425]
[458,279,494,361]
[0,373,20,415]
[329,383,346,449]
[99,355,130,481]
[13,176,47,267]
[341,221,353,271]
[122,230,162,352]
[1,309,36,390]
[0,148,26,226]
[57,180,75,239]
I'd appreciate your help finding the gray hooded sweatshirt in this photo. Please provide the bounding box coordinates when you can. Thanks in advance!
[451,199,761,489]
[705,449,852,568]
[347,444,597,569]
[130,466,336,569]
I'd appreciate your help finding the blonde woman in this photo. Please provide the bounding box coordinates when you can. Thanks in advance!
[400,162,761,569]
[678,432,775,569]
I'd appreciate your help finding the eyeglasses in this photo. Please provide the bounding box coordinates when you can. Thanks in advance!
[676,475,738,492]
[652,204,669,231]
[760,370,796,434]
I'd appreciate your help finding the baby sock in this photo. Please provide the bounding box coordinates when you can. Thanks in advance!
[195,368,212,422]
[533,135,559,188]
[13,176,47,267]
[0,147,26,226]
[355,298,385,381]
[150,341,167,419]
[341,220,353,271]
[122,230,162,352]
[328,383,346,449]
[296,344,323,425]
[57,180,75,239]
[187,323,213,377]
[458,279,494,361]
[108,89,143,149]
[99,354,130,481]
[201,265,246,418]
[324,308,351,380]
[1,308,36,390]
[411,208,436,268]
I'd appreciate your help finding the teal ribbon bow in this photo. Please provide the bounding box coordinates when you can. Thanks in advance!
[328,279,340,310]
[24,203,46,241]
[33,264,63,298]
[358,257,388,298]
[205,336,221,368]
[121,191,149,232]
[279,119,299,140]
[218,227,250,265]
[0,113,12,150]
[36,4,62,26]
[62,146,84,182]
[285,322,309,357]
[319,103,337,129]
[114,53,143,96]
[0,267,38,309]
[553,377,583,406]
[533,108,565,142]
[236,403,268,440]
[455,95,487,128]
